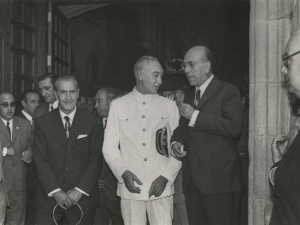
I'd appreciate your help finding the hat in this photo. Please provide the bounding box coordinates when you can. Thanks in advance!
[158,75,190,93]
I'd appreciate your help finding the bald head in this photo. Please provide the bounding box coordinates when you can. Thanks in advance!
[0,92,15,121]
[183,46,213,87]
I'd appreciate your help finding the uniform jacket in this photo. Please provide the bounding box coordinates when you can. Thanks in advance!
[0,116,32,193]
[171,77,243,194]
[103,88,182,201]
[34,107,103,210]
[269,131,300,225]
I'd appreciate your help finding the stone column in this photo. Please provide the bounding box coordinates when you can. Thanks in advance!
[249,0,299,225]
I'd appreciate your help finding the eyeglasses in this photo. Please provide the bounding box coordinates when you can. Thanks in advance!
[282,50,300,68]
[0,102,15,108]
[181,61,208,70]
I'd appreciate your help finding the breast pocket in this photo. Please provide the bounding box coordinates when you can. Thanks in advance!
[118,115,137,137]
[153,111,170,130]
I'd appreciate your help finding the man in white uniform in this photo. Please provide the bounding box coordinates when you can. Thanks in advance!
[103,56,181,225]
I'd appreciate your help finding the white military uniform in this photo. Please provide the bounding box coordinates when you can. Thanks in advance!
[103,87,181,225]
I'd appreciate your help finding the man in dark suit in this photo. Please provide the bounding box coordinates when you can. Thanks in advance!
[0,92,33,225]
[34,73,59,118]
[15,89,40,225]
[171,46,243,225]
[93,88,123,225]
[34,76,103,225]
[269,30,300,225]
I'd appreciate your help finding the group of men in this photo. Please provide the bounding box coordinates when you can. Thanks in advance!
[0,32,298,225]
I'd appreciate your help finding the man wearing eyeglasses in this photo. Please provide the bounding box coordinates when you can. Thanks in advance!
[0,92,33,225]
[269,31,300,225]
[171,46,243,225]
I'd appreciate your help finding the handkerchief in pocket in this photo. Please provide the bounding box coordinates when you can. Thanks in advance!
[77,134,88,139]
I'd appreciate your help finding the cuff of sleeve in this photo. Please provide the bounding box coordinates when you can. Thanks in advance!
[188,110,200,127]
[48,188,61,197]
[2,148,7,156]
[269,167,277,187]
[75,187,89,196]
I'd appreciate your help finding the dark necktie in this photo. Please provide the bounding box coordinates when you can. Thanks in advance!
[50,105,54,111]
[6,121,11,140]
[64,116,70,139]
[194,89,201,108]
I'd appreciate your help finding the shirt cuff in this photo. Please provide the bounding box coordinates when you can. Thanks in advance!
[188,110,200,127]
[75,187,89,196]
[2,147,7,157]
[48,188,61,197]
[269,167,277,187]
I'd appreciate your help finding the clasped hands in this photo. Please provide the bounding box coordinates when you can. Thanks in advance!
[53,189,82,210]
[122,170,168,198]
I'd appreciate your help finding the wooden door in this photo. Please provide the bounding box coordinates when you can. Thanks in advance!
[47,1,70,76]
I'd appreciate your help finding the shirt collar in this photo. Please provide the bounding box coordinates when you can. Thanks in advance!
[21,110,33,123]
[132,87,155,102]
[59,106,77,126]
[197,74,214,95]
[50,100,59,111]
[0,117,12,126]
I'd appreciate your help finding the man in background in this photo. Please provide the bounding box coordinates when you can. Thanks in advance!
[0,92,32,225]
[15,89,40,225]
[94,87,123,225]
[158,75,190,225]
[35,73,58,118]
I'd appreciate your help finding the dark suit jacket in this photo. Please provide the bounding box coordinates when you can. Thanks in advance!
[171,77,243,194]
[34,103,49,119]
[0,116,32,192]
[34,107,103,210]
[269,131,300,225]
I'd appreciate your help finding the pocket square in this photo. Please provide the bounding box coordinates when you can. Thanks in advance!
[77,134,88,139]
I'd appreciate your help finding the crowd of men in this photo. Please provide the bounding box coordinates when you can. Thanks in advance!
[0,32,299,225]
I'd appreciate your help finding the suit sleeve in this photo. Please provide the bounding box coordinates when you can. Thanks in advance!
[34,119,60,194]
[75,120,103,194]
[194,85,242,138]
[160,101,182,184]
[26,121,33,154]
[103,102,127,183]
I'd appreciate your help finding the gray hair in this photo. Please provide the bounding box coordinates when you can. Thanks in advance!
[54,76,79,91]
[133,56,159,78]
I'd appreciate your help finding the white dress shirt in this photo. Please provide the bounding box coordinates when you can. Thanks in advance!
[22,110,33,125]
[49,100,59,111]
[48,106,89,197]
[189,74,214,127]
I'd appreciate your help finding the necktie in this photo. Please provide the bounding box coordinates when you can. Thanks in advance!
[64,116,70,139]
[288,116,300,148]
[50,105,54,111]
[194,89,201,108]
[6,121,11,140]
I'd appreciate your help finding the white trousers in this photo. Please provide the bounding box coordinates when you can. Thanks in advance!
[121,196,173,225]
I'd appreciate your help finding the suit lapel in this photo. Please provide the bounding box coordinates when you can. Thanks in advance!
[12,117,20,143]
[0,119,11,143]
[184,88,196,106]
[67,109,84,156]
[50,109,68,150]
[196,77,219,110]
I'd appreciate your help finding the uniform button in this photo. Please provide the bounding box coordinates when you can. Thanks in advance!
[142,115,145,118]
[143,128,146,132]
[144,158,147,161]
[66,167,68,170]
[143,143,146,146]
[142,102,145,105]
